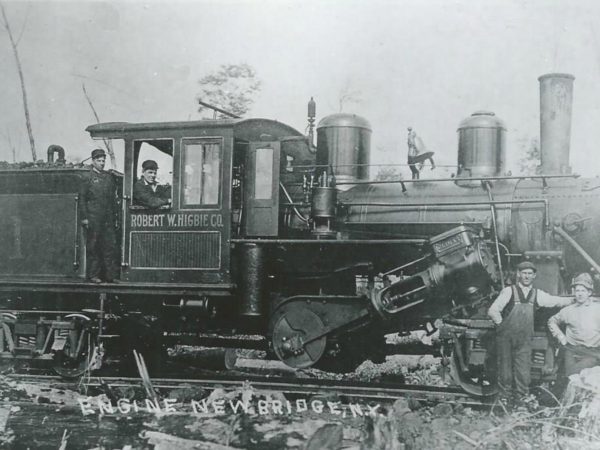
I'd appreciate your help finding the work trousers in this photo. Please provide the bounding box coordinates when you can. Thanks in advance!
[496,301,534,398]
[407,156,420,179]
[86,220,118,281]
[496,331,532,398]
[563,344,600,377]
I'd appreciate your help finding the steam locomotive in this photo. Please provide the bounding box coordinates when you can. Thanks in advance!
[0,73,593,396]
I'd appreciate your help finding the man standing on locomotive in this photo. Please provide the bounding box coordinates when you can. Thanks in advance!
[548,272,600,377]
[406,127,435,180]
[133,160,171,209]
[79,148,119,284]
[488,261,573,405]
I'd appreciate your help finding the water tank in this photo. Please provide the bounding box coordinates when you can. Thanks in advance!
[316,113,371,185]
[457,111,506,178]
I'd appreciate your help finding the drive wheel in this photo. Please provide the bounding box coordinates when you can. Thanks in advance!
[52,348,92,379]
[52,315,95,379]
[271,303,327,369]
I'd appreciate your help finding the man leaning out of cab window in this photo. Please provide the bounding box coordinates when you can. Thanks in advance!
[133,159,171,209]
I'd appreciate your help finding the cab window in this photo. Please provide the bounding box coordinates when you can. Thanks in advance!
[181,138,221,208]
[132,139,173,208]
[255,147,273,199]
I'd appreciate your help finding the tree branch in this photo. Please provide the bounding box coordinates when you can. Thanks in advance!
[0,1,36,161]
[82,83,116,168]
[14,3,29,47]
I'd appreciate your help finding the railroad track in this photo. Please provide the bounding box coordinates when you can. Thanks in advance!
[7,373,491,407]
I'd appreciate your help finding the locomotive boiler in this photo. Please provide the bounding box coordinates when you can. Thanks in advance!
[0,73,594,398]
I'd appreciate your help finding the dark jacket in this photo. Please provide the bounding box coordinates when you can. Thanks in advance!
[133,179,171,209]
[79,168,117,225]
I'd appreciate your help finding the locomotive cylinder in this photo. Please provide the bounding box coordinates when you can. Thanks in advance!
[539,73,574,175]
[316,113,371,187]
[456,111,506,178]
[238,243,266,317]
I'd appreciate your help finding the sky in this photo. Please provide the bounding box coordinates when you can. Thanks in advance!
[1,0,599,177]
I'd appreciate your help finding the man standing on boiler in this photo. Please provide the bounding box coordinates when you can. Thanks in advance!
[406,127,435,180]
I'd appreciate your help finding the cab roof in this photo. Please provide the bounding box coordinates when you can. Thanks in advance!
[86,118,303,142]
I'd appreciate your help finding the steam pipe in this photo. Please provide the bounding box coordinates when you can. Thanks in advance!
[47,144,65,163]
[482,181,505,287]
[279,182,309,224]
[553,226,600,275]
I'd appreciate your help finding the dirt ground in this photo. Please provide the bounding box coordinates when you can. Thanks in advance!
[0,372,597,449]
[0,341,598,449]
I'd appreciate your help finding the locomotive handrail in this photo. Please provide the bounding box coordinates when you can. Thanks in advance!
[335,174,580,185]
[121,195,129,267]
[289,162,459,169]
[74,195,80,271]
[231,238,427,245]
[281,173,579,187]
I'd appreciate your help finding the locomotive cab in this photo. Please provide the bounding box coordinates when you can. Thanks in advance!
[86,118,304,286]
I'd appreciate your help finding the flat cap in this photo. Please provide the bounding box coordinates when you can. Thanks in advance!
[91,148,106,160]
[516,261,537,272]
[142,160,158,171]
[572,272,594,291]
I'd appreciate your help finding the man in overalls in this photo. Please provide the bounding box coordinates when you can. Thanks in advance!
[488,261,573,405]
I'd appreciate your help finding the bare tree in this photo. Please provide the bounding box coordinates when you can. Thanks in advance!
[517,136,541,175]
[82,83,116,168]
[0,2,36,161]
[197,63,261,118]
[1,128,19,162]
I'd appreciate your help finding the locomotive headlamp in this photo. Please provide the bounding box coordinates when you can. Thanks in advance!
[370,226,498,320]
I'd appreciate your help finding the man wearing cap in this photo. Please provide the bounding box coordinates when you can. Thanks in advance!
[548,273,600,377]
[488,261,573,404]
[79,149,119,283]
[406,127,435,180]
[133,160,171,209]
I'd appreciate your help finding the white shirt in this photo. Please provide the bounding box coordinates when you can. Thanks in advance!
[488,283,573,325]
